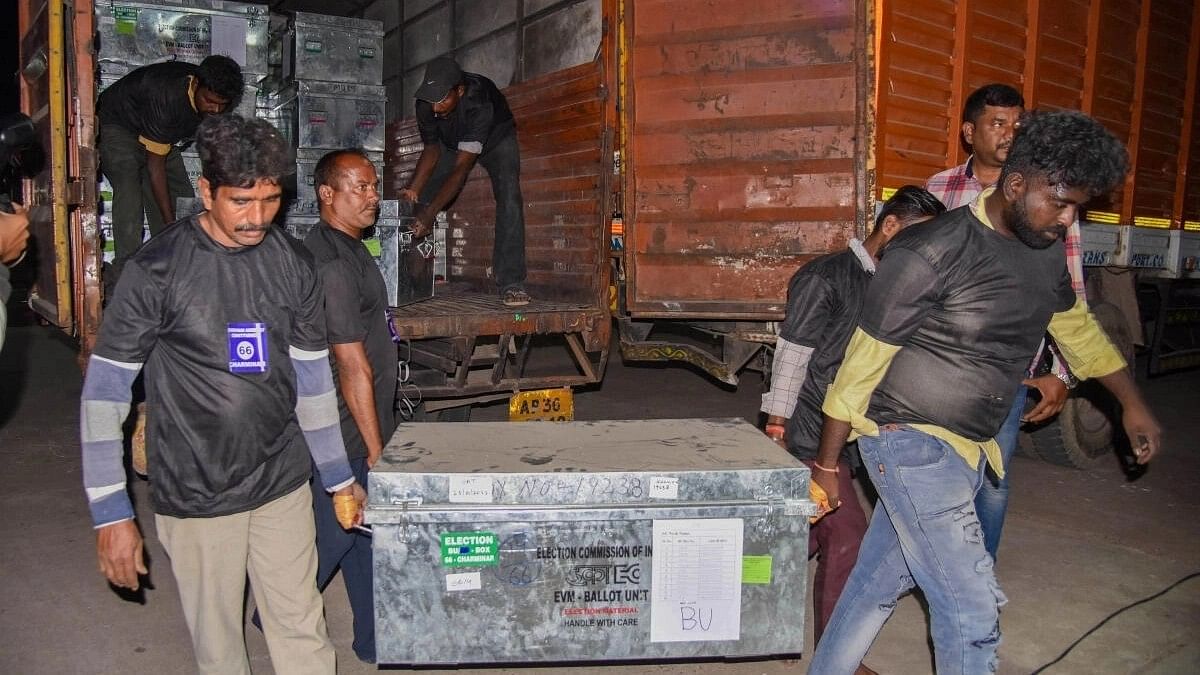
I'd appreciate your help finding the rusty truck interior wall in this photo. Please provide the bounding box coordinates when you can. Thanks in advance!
[875,0,1200,230]
[622,0,873,318]
[18,0,100,351]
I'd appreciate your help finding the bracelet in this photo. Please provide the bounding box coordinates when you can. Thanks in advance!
[764,423,785,440]
[1053,370,1078,390]
[812,461,839,473]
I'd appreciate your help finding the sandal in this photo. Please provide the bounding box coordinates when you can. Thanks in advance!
[501,286,530,307]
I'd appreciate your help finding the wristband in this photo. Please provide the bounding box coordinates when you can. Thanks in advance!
[1053,370,1078,390]
[813,461,839,473]
[764,423,785,440]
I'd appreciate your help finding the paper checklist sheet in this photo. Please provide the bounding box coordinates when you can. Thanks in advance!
[650,518,744,642]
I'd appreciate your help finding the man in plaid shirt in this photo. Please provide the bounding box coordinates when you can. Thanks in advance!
[926,83,1085,561]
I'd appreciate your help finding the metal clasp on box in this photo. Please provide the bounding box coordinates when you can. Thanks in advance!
[388,496,423,542]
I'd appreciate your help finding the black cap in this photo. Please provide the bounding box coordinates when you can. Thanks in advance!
[415,56,463,103]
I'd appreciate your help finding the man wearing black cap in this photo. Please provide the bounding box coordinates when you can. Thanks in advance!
[399,56,528,306]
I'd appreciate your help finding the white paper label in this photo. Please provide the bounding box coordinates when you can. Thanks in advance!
[210,15,248,67]
[448,475,493,503]
[649,476,679,500]
[650,518,743,643]
[445,571,482,592]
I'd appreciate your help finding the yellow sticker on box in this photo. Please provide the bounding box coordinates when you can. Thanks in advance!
[742,555,772,584]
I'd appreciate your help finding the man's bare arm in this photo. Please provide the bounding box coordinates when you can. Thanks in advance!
[330,341,385,468]
[414,150,478,237]
[1096,367,1162,463]
[401,144,442,202]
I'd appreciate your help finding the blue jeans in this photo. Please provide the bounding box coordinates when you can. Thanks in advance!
[975,386,1027,561]
[311,457,375,662]
[809,427,1006,675]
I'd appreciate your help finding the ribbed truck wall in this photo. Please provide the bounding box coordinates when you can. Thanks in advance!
[876,0,1200,229]
[624,0,872,317]
[385,62,608,303]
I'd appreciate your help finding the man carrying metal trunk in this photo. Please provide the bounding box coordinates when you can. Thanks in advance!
[301,149,399,663]
[761,186,944,664]
[808,111,1161,674]
[80,115,365,675]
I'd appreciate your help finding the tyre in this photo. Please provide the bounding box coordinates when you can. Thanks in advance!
[1019,303,1133,468]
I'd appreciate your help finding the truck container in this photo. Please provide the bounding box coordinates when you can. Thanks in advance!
[16,0,1199,421]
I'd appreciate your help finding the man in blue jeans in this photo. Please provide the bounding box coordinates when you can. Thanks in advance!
[807,111,1162,674]
[400,56,528,307]
[926,83,1079,560]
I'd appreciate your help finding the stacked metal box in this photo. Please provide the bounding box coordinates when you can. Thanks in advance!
[270,11,387,201]
[95,0,273,263]
[262,10,433,306]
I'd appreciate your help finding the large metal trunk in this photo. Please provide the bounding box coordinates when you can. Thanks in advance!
[94,0,270,77]
[367,418,816,664]
[280,80,387,151]
[286,11,384,85]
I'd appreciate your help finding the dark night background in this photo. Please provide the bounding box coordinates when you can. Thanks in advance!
[2,4,17,114]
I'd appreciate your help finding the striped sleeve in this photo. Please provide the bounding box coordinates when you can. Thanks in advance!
[80,355,143,528]
[291,345,354,492]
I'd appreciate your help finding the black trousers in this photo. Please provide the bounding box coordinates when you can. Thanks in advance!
[420,134,526,289]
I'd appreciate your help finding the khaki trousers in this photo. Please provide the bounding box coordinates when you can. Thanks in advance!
[156,485,336,675]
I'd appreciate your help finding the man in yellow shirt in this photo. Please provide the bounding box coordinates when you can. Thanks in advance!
[807,110,1162,674]
[98,55,243,284]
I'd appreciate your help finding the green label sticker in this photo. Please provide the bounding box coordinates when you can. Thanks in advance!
[113,7,138,35]
[363,239,382,257]
[304,40,323,53]
[358,47,376,59]
[742,555,772,584]
[440,531,499,567]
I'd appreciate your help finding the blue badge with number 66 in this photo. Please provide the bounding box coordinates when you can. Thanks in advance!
[227,322,268,374]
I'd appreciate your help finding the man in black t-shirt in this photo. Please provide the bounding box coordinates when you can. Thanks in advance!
[98,55,243,276]
[760,186,944,650]
[81,115,363,675]
[810,112,1162,674]
[400,56,528,306]
[302,149,398,664]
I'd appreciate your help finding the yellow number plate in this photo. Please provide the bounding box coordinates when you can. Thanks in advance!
[509,388,574,422]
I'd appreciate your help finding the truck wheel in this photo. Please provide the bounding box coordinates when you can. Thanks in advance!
[1019,303,1133,468]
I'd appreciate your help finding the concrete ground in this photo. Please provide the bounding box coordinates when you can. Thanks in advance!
[1,322,1197,674]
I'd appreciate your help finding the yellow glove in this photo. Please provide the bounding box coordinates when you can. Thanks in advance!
[809,479,836,525]
[333,493,360,530]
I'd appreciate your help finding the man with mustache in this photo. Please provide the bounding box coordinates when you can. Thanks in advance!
[80,115,364,675]
[926,84,1083,561]
[808,110,1161,674]
[300,149,397,663]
